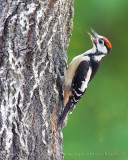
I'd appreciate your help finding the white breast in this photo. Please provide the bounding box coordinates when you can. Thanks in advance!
[64,56,90,91]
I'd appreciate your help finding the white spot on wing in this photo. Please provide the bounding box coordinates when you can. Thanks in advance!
[79,67,92,92]
[73,97,78,103]
[73,89,82,97]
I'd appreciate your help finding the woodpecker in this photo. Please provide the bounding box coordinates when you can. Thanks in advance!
[59,28,112,125]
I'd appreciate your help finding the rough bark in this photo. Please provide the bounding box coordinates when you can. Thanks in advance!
[0,0,74,160]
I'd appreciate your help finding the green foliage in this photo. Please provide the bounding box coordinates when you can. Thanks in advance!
[63,0,128,160]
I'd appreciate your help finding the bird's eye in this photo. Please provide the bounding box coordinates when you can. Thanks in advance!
[99,39,103,44]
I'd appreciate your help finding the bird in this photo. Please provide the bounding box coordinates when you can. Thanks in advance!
[59,28,112,126]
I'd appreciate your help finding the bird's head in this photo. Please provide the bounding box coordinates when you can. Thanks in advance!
[87,28,112,55]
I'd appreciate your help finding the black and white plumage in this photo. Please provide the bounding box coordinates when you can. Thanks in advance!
[59,28,112,125]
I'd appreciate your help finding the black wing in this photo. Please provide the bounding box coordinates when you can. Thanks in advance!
[71,60,90,106]
[59,60,90,125]
[89,60,100,82]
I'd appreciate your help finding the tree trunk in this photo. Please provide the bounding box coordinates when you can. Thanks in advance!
[0,0,74,159]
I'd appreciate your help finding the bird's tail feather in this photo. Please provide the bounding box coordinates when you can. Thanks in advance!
[59,101,72,126]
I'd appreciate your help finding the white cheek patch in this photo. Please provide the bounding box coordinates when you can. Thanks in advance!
[97,45,107,54]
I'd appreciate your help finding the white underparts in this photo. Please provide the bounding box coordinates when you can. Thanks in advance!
[64,55,90,91]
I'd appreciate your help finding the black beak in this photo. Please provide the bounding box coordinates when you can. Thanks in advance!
[91,28,99,38]
[87,28,99,43]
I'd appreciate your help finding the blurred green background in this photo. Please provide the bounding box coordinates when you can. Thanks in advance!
[63,0,128,160]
